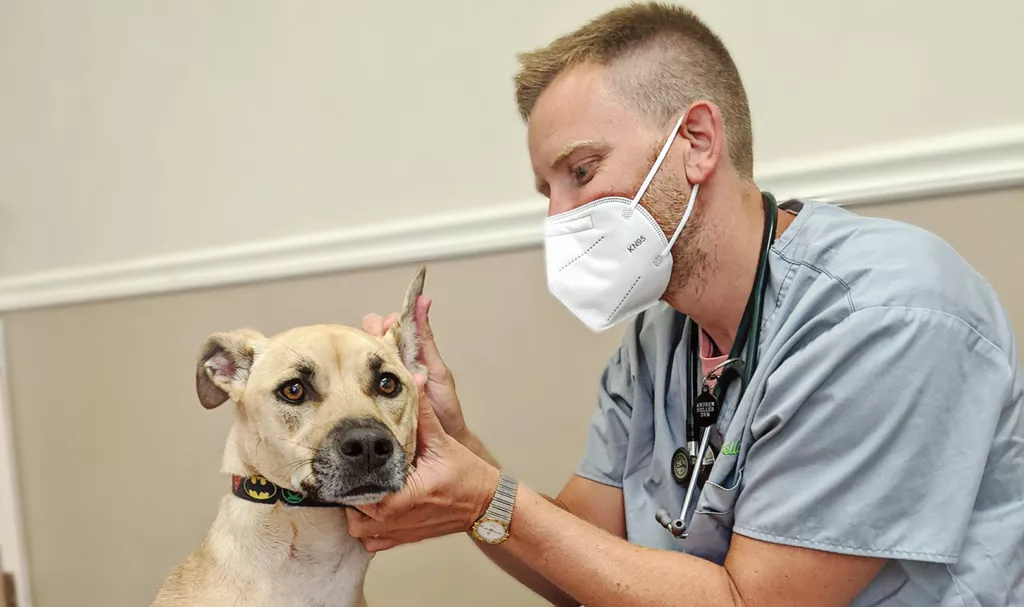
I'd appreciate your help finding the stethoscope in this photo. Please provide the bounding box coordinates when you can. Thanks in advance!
[655,192,778,539]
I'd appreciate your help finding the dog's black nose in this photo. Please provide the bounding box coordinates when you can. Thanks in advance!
[337,425,394,470]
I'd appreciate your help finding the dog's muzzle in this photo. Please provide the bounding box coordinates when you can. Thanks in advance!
[307,417,408,504]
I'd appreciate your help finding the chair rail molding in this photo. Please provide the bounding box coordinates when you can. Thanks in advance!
[1,125,1022,313]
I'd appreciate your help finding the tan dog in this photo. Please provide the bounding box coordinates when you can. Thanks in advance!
[150,267,427,607]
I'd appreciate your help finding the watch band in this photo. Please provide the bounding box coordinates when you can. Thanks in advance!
[483,472,518,526]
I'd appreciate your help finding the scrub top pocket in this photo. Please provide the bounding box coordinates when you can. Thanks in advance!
[695,467,743,520]
[680,454,745,565]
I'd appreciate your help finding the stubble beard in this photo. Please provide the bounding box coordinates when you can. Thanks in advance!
[633,153,713,302]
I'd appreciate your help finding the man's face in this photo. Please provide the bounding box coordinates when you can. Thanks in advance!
[527,62,707,290]
[528,63,664,216]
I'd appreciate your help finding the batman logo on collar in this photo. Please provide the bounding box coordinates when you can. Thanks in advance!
[243,475,278,501]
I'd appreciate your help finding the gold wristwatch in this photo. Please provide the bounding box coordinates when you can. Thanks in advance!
[471,471,518,545]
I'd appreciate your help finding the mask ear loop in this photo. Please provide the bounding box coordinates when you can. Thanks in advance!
[624,114,699,266]
[628,114,687,214]
[659,181,699,258]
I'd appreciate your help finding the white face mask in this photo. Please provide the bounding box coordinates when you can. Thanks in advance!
[543,115,698,332]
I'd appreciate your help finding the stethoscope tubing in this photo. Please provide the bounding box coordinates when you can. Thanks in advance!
[657,193,779,539]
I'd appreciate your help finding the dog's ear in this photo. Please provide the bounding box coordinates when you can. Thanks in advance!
[195,328,265,409]
[385,265,427,376]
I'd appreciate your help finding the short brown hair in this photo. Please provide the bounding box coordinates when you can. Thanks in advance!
[514,2,754,177]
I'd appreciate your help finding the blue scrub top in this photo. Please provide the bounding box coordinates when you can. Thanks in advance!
[577,199,1024,605]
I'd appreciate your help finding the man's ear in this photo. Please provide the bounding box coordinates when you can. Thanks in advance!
[680,100,724,184]
[195,328,265,409]
[385,265,426,376]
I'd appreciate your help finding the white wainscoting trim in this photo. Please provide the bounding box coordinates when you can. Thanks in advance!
[0,320,33,607]
[0,125,1022,313]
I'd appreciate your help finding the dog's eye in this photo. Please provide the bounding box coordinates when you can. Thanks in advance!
[278,380,306,403]
[376,372,401,397]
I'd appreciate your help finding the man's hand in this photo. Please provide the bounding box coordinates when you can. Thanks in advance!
[360,292,597,606]
[362,295,469,442]
[345,385,500,552]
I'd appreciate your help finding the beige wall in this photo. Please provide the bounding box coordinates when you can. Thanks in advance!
[2,0,1022,277]
[1,186,1021,606]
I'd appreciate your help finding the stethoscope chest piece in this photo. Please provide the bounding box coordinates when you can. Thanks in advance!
[671,447,692,484]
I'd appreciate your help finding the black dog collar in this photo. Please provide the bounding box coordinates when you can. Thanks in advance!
[231,474,345,508]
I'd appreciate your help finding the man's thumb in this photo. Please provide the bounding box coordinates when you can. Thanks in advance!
[414,296,446,373]
[413,376,446,448]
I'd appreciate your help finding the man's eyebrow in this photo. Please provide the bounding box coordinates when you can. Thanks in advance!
[549,140,600,169]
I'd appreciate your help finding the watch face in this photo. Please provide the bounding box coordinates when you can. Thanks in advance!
[475,519,507,543]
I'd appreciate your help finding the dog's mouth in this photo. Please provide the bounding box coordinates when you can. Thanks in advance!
[299,480,403,506]
[306,471,407,506]
[305,417,410,506]
[343,483,391,497]
[338,483,401,505]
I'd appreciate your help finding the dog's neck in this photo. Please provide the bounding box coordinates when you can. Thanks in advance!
[201,494,372,607]
[205,423,373,606]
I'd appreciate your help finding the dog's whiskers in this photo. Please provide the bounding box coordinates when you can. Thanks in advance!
[285,459,315,477]
[275,435,314,451]
[286,460,313,475]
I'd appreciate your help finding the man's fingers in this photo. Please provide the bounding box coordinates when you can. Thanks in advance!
[415,386,448,446]
[414,372,427,390]
[351,499,386,521]
[361,313,385,337]
[351,477,421,522]
[347,489,426,538]
[357,526,436,553]
[346,508,389,538]
[361,535,404,553]
[361,312,399,337]
[359,525,467,553]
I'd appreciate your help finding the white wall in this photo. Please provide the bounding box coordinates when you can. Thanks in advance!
[1,0,1022,279]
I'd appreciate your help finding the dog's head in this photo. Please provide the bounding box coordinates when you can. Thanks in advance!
[194,266,427,505]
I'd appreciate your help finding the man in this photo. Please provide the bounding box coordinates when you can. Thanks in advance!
[347,3,1024,605]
